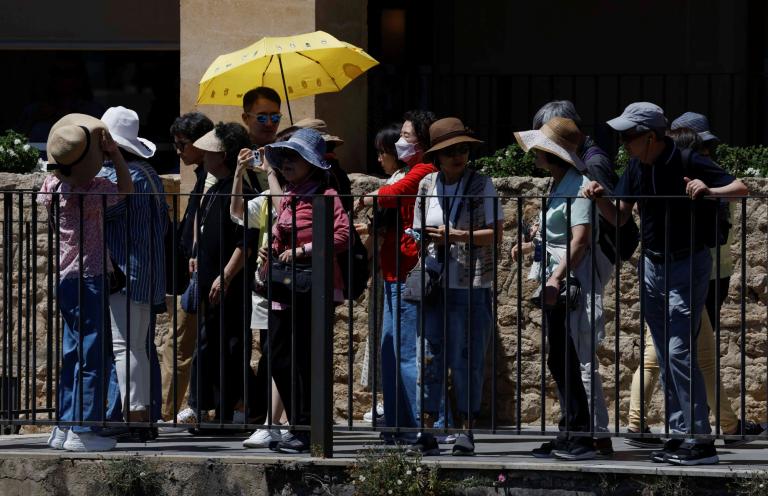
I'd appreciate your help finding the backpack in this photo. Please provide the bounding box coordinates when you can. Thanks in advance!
[680,149,731,247]
[582,146,640,264]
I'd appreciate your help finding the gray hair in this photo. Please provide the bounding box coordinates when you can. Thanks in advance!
[532,100,583,130]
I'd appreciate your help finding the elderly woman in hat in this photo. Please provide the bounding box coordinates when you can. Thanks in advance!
[236,127,350,454]
[409,117,503,456]
[38,113,133,452]
[511,117,609,461]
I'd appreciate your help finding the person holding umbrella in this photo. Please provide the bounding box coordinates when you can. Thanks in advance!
[241,86,282,148]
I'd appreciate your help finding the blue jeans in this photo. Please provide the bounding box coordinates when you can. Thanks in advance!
[643,249,712,441]
[420,288,493,420]
[381,281,419,440]
[57,277,113,432]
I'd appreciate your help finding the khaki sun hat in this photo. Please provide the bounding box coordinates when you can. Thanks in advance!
[46,113,109,186]
[281,117,344,146]
[423,117,483,162]
[193,129,226,152]
[514,117,586,172]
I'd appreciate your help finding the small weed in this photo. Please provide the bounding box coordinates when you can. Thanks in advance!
[101,456,165,496]
[729,469,768,496]
[641,475,692,496]
[349,446,456,495]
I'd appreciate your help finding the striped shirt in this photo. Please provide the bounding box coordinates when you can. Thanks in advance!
[98,160,168,307]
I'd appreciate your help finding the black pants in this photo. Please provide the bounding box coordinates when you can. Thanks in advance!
[267,294,313,430]
[546,304,591,444]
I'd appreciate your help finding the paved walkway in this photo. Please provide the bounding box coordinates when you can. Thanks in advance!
[3,430,768,478]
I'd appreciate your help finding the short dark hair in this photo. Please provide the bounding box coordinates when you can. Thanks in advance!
[170,112,214,141]
[214,122,251,171]
[242,87,281,111]
[374,123,402,156]
[403,110,437,149]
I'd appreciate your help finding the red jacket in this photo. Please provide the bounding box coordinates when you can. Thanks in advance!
[376,162,437,282]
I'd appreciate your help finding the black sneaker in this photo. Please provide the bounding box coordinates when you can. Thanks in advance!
[594,437,614,458]
[650,438,683,463]
[552,439,596,461]
[531,438,568,458]
[276,432,310,454]
[451,433,474,456]
[665,442,719,466]
[625,427,665,448]
[406,433,440,456]
[723,420,767,447]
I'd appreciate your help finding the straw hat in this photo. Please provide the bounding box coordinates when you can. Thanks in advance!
[193,129,226,152]
[282,117,344,146]
[514,117,586,172]
[46,113,108,186]
[101,106,156,158]
[423,117,483,161]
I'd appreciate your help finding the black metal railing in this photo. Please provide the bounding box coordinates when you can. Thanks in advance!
[0,188,764,457]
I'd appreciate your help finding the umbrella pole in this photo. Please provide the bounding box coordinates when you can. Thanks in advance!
[277,54,294,125]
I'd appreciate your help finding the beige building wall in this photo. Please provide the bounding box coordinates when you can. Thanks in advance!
[179,0,317,191]
[179,0,370,191]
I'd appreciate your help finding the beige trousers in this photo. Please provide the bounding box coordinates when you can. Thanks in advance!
[160,299,198,420]
[627,309,738,433]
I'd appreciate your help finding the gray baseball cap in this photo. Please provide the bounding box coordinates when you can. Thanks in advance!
[671,112,719,143]
[607,102,667,132]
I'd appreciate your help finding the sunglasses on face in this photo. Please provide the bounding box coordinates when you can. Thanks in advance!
[620,131,647,144]
[247,112,282,125]
[271,148,302,169]
[439,143,471,157]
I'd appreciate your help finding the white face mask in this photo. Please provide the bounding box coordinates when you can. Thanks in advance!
[395,137,418,162]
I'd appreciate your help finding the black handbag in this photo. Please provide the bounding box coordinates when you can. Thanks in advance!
[528,276,581,310]
[402,264,442,303]
[254,260,313,304]
[108,258,126,295]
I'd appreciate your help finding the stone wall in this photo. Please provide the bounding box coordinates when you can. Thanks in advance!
[1,172,766,430]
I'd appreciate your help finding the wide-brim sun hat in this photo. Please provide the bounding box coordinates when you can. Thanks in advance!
[101,106,156,158]
[193,129,226,152]
[283,117,345,146]
[265,127,330,170]
[671,111,719,143]
[46,113,109,186]
[423,117,483,162]
[606,101,667,132]
[514,117,587,172]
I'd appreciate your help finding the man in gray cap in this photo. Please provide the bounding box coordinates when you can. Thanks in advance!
[583,102,747,466]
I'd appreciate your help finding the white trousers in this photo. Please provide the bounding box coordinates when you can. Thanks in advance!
[110,294,151,411]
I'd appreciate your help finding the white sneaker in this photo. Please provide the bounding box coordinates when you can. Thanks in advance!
[156,419,188,433]
[47,426,68,449]
[363,404,385,422]
[176,407,197,424]
[232,410,246,425]
[63,430,117,452]
[243,427,282,448]
[280,429,291,441]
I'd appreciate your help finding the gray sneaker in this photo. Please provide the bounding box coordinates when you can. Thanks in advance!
[451,433,475,456]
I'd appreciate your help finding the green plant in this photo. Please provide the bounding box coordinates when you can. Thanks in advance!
[0,130,41,173]
[641,475,693,496]
[729,469,768,495]
[473,143,541,178]
[349,447,456,495]
[101,456,166,496]
[714,143,768,178]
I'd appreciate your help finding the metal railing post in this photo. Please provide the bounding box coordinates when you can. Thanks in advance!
[310,194,334,457]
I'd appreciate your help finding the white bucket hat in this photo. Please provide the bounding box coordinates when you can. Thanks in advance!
[101,106,156,158]
[514,117,586,172]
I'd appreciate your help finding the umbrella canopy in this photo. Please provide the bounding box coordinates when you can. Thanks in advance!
[197,30,378,121]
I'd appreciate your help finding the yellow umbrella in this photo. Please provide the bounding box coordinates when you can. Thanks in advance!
[197,30,379,123]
